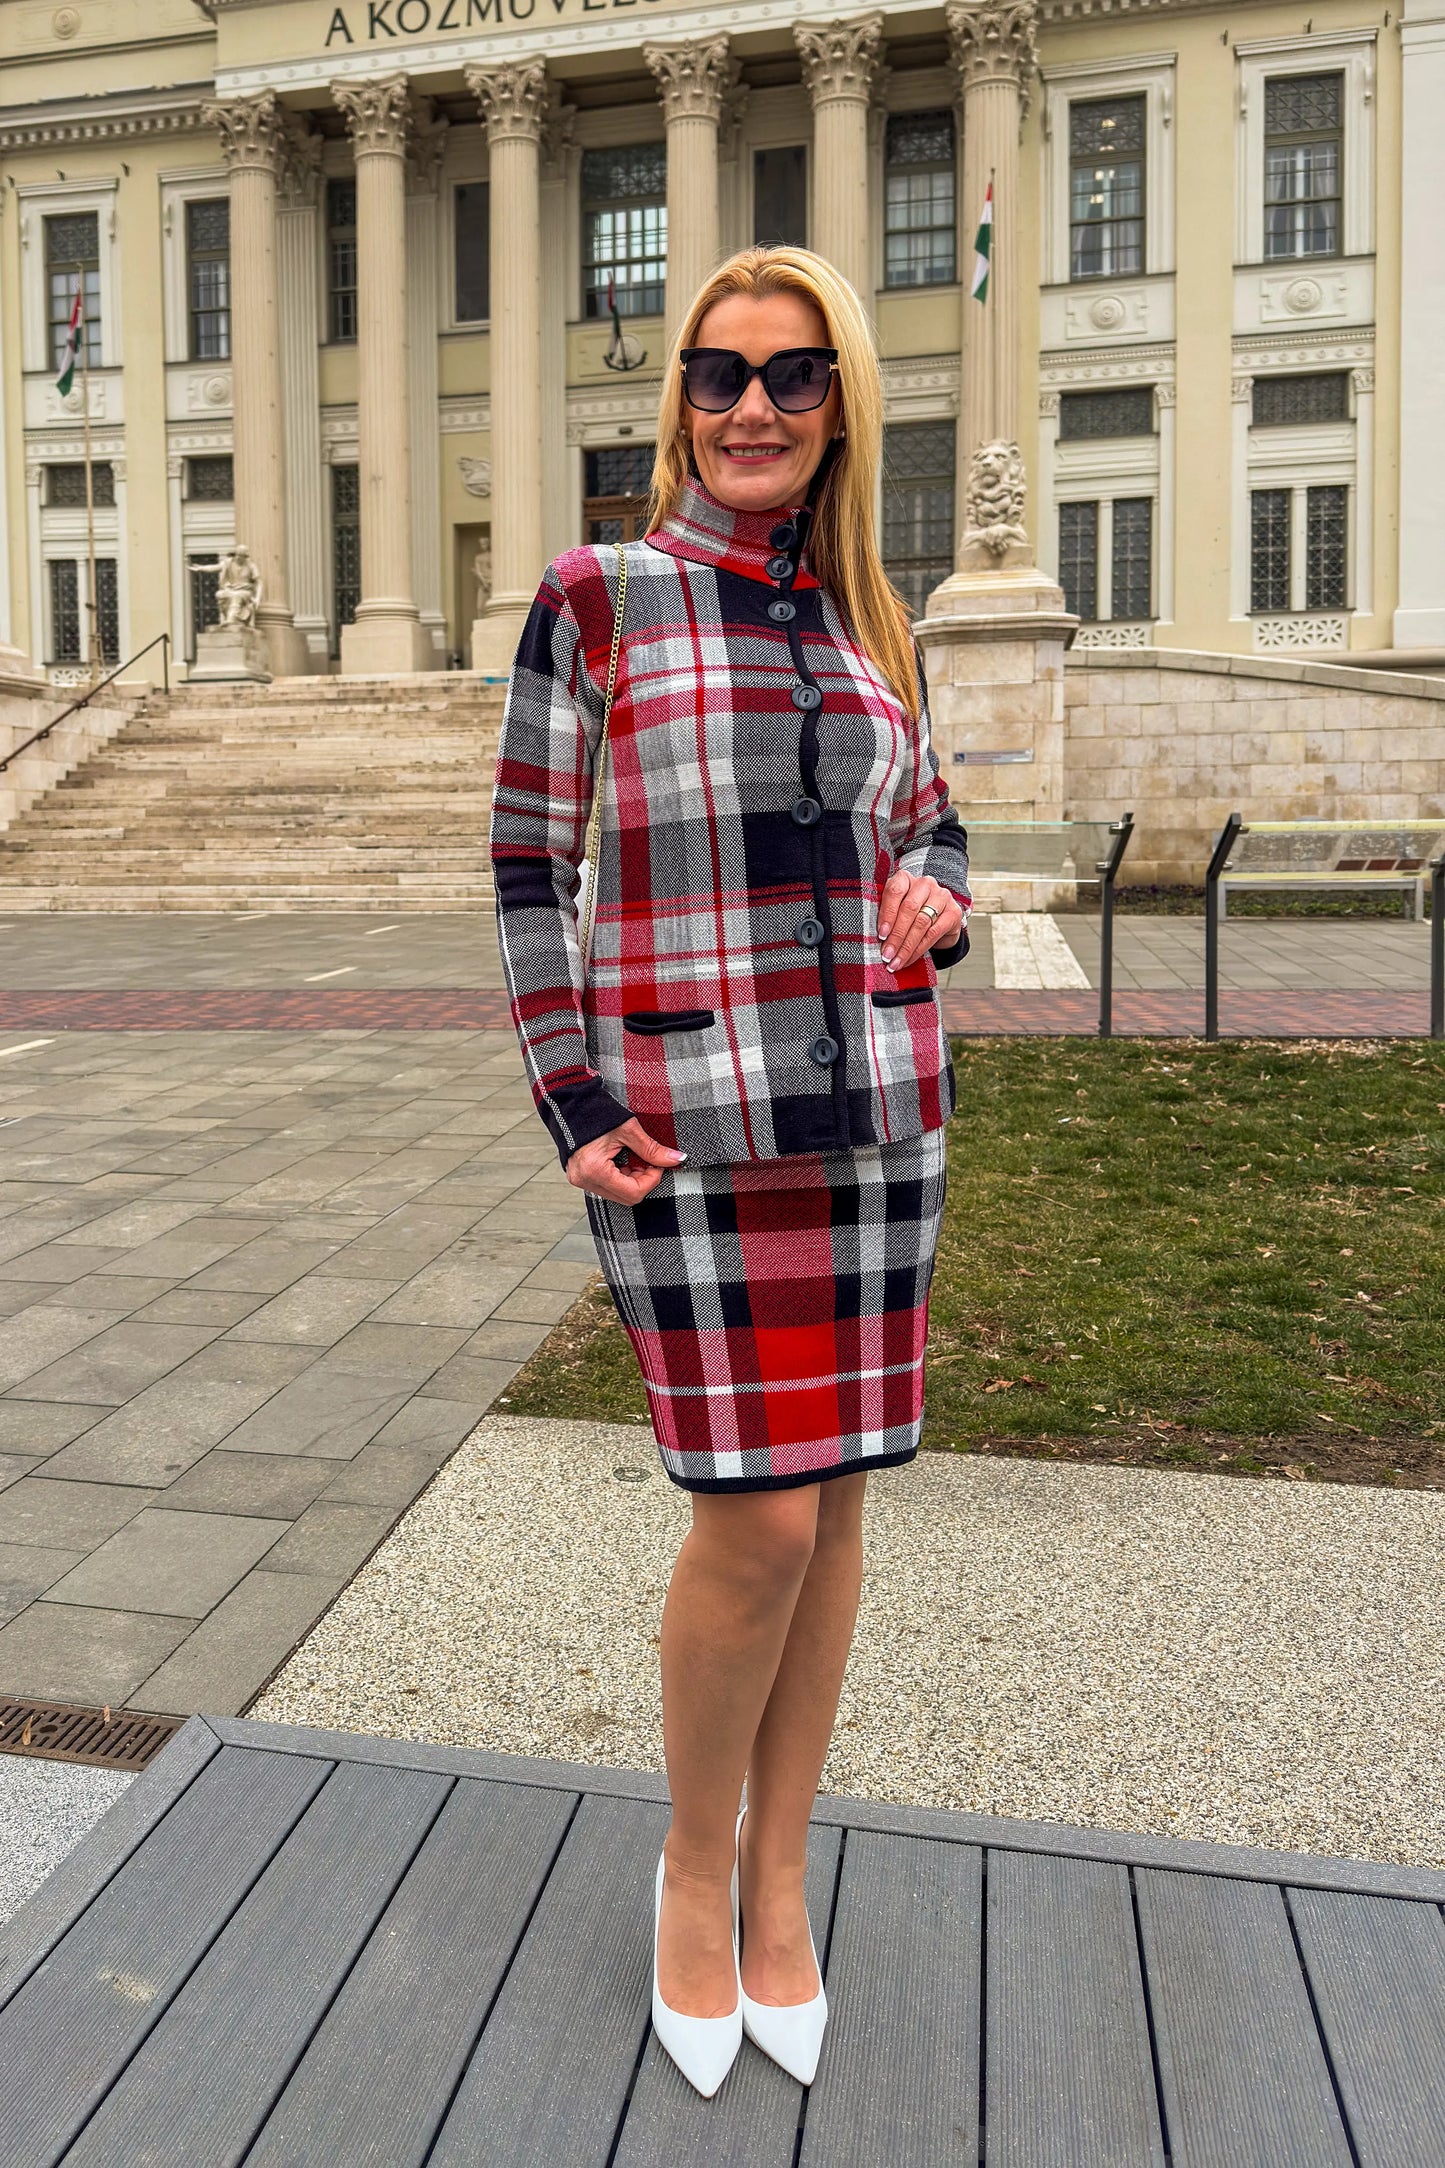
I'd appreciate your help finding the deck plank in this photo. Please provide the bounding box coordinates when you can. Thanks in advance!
[612,1821,841,2166]
[426,1791,667,2168]
[797,1830,982,2167]
[1135,1869,1355,2168]
[1288,1886,1445,2167]
[986,1850,1165,2168]
[245,1775,578,2168]
[0,1745,328,2168]
[57,1760,450,2168]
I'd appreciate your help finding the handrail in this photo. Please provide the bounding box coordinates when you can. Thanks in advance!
[0,632,170,779]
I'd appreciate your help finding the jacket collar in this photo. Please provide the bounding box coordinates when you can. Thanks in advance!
[647,473,820,589]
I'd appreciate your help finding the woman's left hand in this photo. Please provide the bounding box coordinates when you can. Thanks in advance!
[877,871,967,973]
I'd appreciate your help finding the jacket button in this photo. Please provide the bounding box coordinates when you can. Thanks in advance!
[791,683,822,711]
[795,917,825,947]
[769,523,797,550]
[766,554,794,580]
[767,598,796,624]
[808,1034,840,1067]
[791,795,822,827]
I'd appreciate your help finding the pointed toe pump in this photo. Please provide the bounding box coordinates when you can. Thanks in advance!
[735,1807,829,2088]
[651,1850,743,2098]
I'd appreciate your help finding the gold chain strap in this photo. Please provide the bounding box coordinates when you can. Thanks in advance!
[580,545,627,969]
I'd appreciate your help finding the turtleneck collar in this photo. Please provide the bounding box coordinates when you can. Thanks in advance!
[646,473,820,589]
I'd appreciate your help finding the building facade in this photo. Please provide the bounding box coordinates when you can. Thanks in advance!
[0,0,1439,685]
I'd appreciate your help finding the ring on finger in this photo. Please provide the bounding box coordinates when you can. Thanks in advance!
[919,902,940,924]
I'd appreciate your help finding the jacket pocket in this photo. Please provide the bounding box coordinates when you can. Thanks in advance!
[622,1008,716,1035]
[871,987,934,1009]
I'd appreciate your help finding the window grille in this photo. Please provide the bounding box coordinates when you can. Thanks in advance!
[331,464,361,652]
[95,558,119,665]
[753,146,808,249]
[327,179,358,344]
[1264,72,1341,261]
[1058,387,1155,440]
[186,197,231,362]
[884,111,957,288]
[1069,96,1145,280]
[1251,372,1350,427]
[188,555,220,660]
[454,181,489,321]
[882,422,956,617]
[48,559,81,664]
[1111,497,1153,621]
[45,211,101,372]
[1059,502,1099,621]
[186,456,234,501]
[581,145,667,320]
[1305,484,1347,610]
[1250,488,1291,613]
[46,463,114,508]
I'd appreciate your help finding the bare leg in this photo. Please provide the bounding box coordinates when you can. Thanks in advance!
[655,1484,820,2017]
[740,1470,867,2003]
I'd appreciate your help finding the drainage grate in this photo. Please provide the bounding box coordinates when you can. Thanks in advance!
[0,1697,184,1771]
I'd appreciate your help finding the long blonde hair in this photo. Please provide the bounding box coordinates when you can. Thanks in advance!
[649,246,921,722]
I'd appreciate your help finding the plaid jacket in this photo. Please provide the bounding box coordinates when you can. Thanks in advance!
[490,476,972,1169]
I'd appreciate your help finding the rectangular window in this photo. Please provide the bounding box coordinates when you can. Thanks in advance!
[1069,96,1145,281]
[1059,501,1099,620]
[1305,484,1348,610]
[583,443,656,544]
[1111,498,1153,621]
[884,111,957,289]
[327,178,358,344]
[1058,387,1155,441]
[46,462,115,508]
[1251,372,1350,427]
[454,180,490,322]
[1250,488,1292,612]
[45,211,102,372]
[188,555,220,661]
[1264,73,1342,261]
[331,463,360,654]
[186,455,234,501]
[881,422,956,618]
[95,558,119,666]
[581,145,667,320]
[753,146,808,250]
[48,558,80,664]
[186,197,231,362]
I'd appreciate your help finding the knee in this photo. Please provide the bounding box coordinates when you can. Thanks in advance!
[694,1491,818,1595]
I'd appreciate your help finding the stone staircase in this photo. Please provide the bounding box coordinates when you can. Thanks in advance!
[0,673,507,912]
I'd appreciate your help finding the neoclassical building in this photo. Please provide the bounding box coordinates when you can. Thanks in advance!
[0,0,1440,684]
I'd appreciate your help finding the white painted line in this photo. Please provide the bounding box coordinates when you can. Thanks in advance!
[991,914,1091,991]
[361,924,403,937]
[302,966,358,983]
[0,1038,55,1060]
[233,911,274,921]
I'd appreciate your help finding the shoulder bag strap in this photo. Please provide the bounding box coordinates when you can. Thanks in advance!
[580,543,627,970]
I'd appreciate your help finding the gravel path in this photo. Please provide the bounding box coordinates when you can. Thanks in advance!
[0,1758,133,1924]
[252,1415,1445,1870]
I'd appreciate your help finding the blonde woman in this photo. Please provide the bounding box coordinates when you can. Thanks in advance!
[491,247,971,2097]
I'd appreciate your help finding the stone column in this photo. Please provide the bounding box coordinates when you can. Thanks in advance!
[333,76,431,675]
[1351,364,1374,622]
[202,92,307,676]
[1395,0,1445,646]
[276,112,329,671]
[794,16,883,303]
[407,96,449,667]
[466,61,547,672]
[644,36,734,342]
[1155,381,1176,629]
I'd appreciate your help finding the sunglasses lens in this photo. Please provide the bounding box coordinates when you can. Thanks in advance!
[684,351,748,410]
[766,352,832,411]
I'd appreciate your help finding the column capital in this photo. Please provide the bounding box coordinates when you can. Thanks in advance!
[407,92,449,193]
[643,36,736,126]
[794,15,885,108]
[333,74,412,160]
[466,60,549,146]
[1154,381,1177,410]
[1351,365,1375,395]
[277,109,324,208]
[945,0,1039,118]
[203,90,288,176]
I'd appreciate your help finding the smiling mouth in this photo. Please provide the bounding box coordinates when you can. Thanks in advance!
[721,444,789,461]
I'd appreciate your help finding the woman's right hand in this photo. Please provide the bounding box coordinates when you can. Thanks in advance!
[566,1119,686,1204]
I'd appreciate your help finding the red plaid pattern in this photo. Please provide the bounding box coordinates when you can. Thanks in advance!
[490,476,972,1168]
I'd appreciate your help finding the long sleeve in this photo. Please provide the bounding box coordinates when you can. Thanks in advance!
[887,643,972,970]
[489,563,634,1168]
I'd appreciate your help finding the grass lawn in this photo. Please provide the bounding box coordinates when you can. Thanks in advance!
[501,1039,1445,1489]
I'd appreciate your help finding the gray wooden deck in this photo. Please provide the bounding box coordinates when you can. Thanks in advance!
[1,1715,1442,2167]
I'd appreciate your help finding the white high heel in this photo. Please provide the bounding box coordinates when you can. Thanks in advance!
[651,1849,743,2098]
[735,1806,829,2088]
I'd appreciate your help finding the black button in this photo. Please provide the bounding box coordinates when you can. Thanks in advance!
[769,523,797,550]
[791,683,822,711]
[791,795,822,827]
[808,1034,840,1067]
[795,917,825,947]
[766,554,794,581]
[767,598,796,624]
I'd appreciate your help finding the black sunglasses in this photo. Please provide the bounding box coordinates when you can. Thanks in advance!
[679,346,839,414]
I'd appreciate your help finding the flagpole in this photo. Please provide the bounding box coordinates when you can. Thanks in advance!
[73,262,99,684]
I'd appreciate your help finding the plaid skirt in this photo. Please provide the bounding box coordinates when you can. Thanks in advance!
[586,1129,947,1493]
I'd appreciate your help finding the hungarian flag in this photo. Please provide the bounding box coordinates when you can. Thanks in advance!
[55,285,82,396]
[971,182,993,303]
[606,274,625,359]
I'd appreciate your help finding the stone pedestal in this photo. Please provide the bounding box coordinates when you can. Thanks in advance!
[189,623,273,683]
[0,643,46,696]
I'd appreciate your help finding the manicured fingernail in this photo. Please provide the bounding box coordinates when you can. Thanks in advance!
[885,959,896,972]
[882,948,894,964]
[670,1150,687,1161]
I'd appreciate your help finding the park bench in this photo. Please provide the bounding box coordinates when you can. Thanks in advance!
[964,812,1134,1035]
